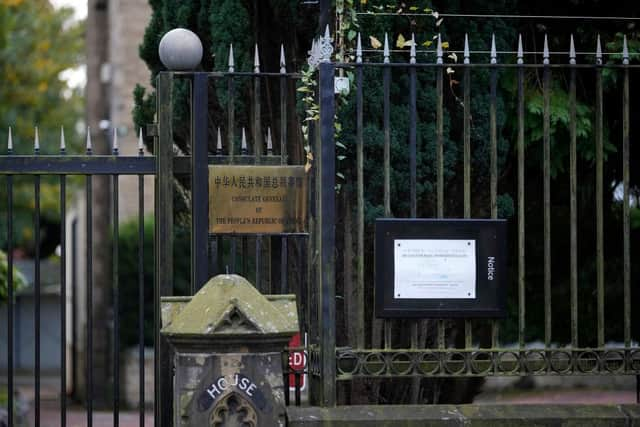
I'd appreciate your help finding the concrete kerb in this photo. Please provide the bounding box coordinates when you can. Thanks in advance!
[287,404,640,426]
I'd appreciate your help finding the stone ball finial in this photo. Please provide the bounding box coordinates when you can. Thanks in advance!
[158,28,203,71]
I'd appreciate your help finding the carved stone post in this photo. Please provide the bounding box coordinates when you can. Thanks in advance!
[161,274,298,426]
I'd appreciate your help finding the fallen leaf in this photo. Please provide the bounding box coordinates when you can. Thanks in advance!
[448,52,458,62]
[441,41,449,49]
[370,35,382,49]
[446,67,454,74]
[396,34,406,48]
[422,40,433,47]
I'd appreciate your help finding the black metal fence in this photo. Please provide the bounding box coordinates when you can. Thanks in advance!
[309,31,639,406]
[1,128,152,426]
[1,44,310,425]
[2,29,639,426]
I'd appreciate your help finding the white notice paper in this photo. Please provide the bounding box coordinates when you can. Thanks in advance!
[394,239,476,299]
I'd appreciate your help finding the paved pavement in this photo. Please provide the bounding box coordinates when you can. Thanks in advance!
[8,382,638,426]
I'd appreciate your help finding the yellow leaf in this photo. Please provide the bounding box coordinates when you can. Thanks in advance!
[409,6,418,10]
[370,36,382,49]
[396,34,406,49]
[360,0,367,3]
[441,41,449,49]
[422,40,432,47]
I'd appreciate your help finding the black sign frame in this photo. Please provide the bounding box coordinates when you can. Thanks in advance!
[375,218,507,318]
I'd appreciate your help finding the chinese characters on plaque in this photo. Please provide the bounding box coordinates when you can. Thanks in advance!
[209,165,308,234]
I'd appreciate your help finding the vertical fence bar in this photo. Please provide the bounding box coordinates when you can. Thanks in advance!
[622,43,631,348]
[192,73,209,292]
[517,37,526,350]
[318,61,336,406]
[7,171,14,427]
[463,34,472,349]
[156,72,174,427]
[112,142,120,427]
[59,127,67,427]
[436,35,445,350]
[595,38,605,348]
[34,140,41,427]
[383,40,391,218]
[280,47,289,294]
[137,135,146,427]
[409,36,419,353]
[383,35,392,348]
[543,38,552,349]
[85,151,93,427]
[254,47,264,292]
[228,46,236,159]
[280,46,288,164]
[489,36,500,348]
[355,38,365,350]
[225,50,236,280]
[569,37,578,348]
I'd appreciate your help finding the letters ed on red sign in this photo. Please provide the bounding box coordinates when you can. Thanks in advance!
[288,332,307,391]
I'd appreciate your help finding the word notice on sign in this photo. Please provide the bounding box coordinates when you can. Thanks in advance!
[209,165,308,234]
[393,239,476,299]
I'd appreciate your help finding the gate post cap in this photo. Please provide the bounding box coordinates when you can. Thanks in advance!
[159,28,203,71]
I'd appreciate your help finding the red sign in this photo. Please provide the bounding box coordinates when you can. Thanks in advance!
[288,332,307,391]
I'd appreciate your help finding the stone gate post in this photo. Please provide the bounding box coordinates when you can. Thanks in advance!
[161,274,298,426]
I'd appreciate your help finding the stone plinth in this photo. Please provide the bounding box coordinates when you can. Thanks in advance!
[161,274,298,427]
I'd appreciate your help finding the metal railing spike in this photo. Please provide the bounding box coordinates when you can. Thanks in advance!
[570,34,576,65]
[254,44,260,73]
[216,127,223,154]
[356,33,362,64]
[410,33,416,64]
[34,126,40,153]
[137,128,144,155]
[436,33,443,64]
[86,127,92,154]
[60,126,66,153]
[383,33,390,63]
[464,33,470,64]
[623,35,629,65]
[280,44,286,73]
[266,127,273,154]
[517,34,524,65]
[491,33,497,64]
[596,34,603,65]
[241,127,248,154]
[228,44,235,73]
[7,126,13,154]
[543,34,550,65]
[112,128,119,155]
[324,24,331,39]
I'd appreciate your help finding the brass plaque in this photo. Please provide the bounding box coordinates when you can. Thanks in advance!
[209,165,308,234]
